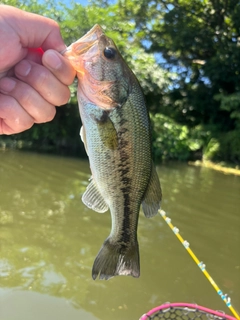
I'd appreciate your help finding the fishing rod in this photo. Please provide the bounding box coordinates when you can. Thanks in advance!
[159,209,240,320]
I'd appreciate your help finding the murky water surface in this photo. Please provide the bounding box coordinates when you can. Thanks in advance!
[0,150,239,320]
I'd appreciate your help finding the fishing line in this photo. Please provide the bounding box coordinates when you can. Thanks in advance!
[159,209,240,320]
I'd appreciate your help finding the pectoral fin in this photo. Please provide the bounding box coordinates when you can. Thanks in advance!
[95,111,118,150]
[142,162,162,218]
[82,178,108,213]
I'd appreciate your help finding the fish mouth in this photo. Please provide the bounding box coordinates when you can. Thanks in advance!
[62,24,104,57]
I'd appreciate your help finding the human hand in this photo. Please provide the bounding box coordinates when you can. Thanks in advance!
[0,5,76,135]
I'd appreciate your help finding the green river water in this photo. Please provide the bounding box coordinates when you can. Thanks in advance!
[0,150,239,320]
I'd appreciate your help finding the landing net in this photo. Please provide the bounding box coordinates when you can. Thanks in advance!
[140,303,237,320]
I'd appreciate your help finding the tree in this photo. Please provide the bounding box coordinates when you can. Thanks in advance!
[108,0,240,162]
[1,0,170,155]
[2,0,239,162]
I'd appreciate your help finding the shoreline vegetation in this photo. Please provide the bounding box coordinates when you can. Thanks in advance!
[2,138,240,176]
[0,137,86,157]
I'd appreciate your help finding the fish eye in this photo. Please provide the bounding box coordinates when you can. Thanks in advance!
[103,47,117,59]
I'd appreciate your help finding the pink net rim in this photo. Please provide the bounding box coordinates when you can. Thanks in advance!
[140,302,237,320]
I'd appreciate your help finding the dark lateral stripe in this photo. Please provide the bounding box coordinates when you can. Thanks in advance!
[120,186,131,247]
[116,107,133,248]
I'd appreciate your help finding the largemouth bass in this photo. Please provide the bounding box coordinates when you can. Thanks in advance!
[63,25,162,280]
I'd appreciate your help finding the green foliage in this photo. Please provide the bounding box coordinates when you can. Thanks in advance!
[203,138,220,161]
[1,0,240,163]
[110,0,240,163]
[59,1,171,98]
[204,131,240,163]
[215,92,240,128]
[219,130,240,163]
[1,0,170,154]
[151,113,208,161]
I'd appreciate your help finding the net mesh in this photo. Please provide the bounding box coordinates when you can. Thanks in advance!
[144,308,226,320]
[140,304,236,320]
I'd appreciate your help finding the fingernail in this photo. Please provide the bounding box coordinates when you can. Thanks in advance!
[0,78,16,93]
[44,50,62,70]
[15,60,31,77]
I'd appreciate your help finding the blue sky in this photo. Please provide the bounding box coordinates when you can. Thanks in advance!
[60,0,89,5]
[38,0,89,7]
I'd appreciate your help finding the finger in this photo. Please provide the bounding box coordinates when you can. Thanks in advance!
[0,93,34,135]
[42,50,76,86]
[14,59,71,106]
[1,48,45,79]
[2,5,66,52]
[0,77,56,123]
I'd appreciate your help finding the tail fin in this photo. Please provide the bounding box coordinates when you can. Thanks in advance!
[92,238,140,280]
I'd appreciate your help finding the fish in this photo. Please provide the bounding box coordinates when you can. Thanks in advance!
[63,25,162,280]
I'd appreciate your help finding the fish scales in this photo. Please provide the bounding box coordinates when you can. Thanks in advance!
[80,86,151,240]
[63,25,162,280]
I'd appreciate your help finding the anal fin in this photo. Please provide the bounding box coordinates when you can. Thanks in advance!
[82,178,108,213]
[142,162,162,218]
